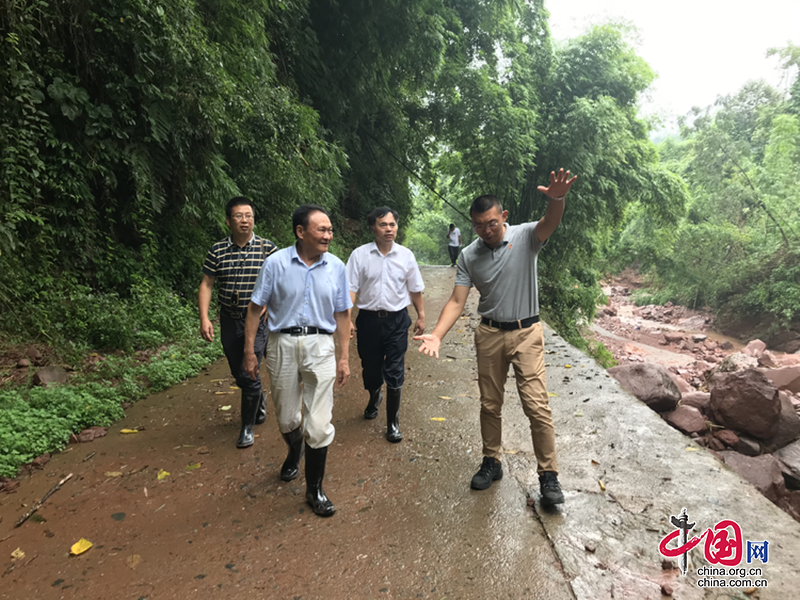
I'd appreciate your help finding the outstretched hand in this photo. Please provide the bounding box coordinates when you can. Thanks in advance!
[414,334,441,359]
[537,168,577,199]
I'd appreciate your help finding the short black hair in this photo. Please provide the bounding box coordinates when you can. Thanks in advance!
[449,223,455,229]
[470,195,502,216]
[367,206,399,228]
[292,204,330,239]
[226,196,255,218]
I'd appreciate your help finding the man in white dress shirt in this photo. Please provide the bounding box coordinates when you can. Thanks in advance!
[347,207,425,442]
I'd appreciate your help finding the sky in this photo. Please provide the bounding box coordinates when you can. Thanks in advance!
[545,0,799,129]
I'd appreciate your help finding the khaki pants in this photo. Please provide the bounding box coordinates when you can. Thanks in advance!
[474,322,557,474]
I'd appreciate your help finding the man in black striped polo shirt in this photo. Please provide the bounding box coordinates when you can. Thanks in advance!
[199,196,278,448]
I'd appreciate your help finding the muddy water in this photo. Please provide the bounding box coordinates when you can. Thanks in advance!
[0,267,572,600]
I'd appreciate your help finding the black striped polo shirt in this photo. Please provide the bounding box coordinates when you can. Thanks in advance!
[203,234,278,313]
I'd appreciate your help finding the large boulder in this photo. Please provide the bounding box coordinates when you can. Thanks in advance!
[774,439,800,489]
[763,393,800,452]
[718,451,786,502]
[743,339,767,358]
[664,405,707,435]
[762,366,800,394]
[608,363,681,413]
[31,366,68,387]
[710,352,758,377]
[708,369,780,440]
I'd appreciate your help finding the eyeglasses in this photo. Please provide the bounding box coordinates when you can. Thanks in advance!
[472,219,501,232]
[232,213,254,222]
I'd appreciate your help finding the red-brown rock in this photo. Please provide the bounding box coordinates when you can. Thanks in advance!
[708,369,780,440]
[681,391,711,413]
[75,426,108,443]
[715,429,740,447]
[718,451,786,502]
[30,453,50,469]
[664,405,707,435]
[743,339,767,358]
[608,363,681,413]
[762,366,800,394]
[763,394,800,452]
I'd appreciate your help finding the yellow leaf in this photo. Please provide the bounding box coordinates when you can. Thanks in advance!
[456,329,462,333]
[11,548,25,561]
[157,469,170,481]
[574,410,584,417]
[685,447,699,452]
[185,462,202,471]
[70,538,93,556]
[564,364,573,369]
[459,394,468,397]
[210,379,226,383]
[219,405,232,411]
[104,471,123,477]
[547,392,559,397]
[598,479,606,491]
[215,391,234,395]
[229,385,240,390]
[120,429,139,434]
[504,449,518,455]
[126,554,141,569]
[430,417,446,422]
[438,396,452,400]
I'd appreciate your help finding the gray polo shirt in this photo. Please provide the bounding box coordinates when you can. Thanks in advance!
[455,222,546,322]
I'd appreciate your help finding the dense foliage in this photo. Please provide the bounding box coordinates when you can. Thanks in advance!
[606,48,800,342]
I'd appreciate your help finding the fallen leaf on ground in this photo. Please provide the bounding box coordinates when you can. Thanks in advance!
[11,548,25,561]
[591,459,600,466]
[442,359,453,362]
[547,392,559,397]
[685,447,699,452]
[197,446,210,454]
[574,410,584,417]
[126,554,141,568]
[219,405,232,411]
[215,391,234,395]
[564,364,573,369]
[210,379,227,383]
[120,429,139,434]
[438,396,451,400]
[157,469,170,481]
[70,538,93,556]
[504,449,518,455]
[230,385,240,390]
[459,394,467,397]
[185,462,202,471]
[430,417,446,421]
[104,471,123,477]
[598,479,606,491]
[144,487,148,497]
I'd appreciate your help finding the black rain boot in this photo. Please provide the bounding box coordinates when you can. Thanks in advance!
[363,386,384,420]
[236,392,259,448]
[255,390,267,425]
[280,427,304,482]
[305,444,335,517]
[386,387,403,443]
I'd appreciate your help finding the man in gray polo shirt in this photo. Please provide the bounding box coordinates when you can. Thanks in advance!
[415,168,576,507]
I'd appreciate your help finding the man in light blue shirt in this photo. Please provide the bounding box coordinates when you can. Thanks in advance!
[244,204,352,517]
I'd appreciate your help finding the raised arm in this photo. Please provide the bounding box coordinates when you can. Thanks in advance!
[413,285,469,359]
[535,168,578,242]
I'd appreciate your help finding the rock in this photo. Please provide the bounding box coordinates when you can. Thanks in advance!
[679,315,707,330]
[602,306,617,316]
[26,346,42,361]
[707,436,726,451]
[774,440,800,489]
[16,358,30,368]
[767,329,800,354]
[31,366,68,387]
[0,477,20,494]
[718,451,786,502]
[763,394,800,452]
[661,583,674,596]
[681,391,711,413]
[743,339,767,357]
[608,363,681,413]
[720,341,735,351]
[715,429,740,447]
[670,374,694,395]
[758,351,779,368]
[735,435,762,457]
[692,334,708,343]
[708,369,780,440]
[75,426,107,443]
[762,366,800,394]
[664,405,707,435]
[775,353,800,367]
[664,332,685,344]
[710,352,758,377]
[777,490,800,521]
[30,453,50,469]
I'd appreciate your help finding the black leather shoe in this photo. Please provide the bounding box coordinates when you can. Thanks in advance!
[539,471,564,506]
[255,390,267,425]
[305,444,335,517]
[236,392,259,448]
[280,427,304,482]
[364,387,383,420]
[386,387,403,443]
[470,456,502,490]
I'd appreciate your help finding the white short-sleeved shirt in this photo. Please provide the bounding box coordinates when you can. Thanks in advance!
[346,242,424,312]
[447,227,461,247]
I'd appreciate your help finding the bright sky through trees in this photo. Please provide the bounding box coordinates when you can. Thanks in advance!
[546,0,799,126]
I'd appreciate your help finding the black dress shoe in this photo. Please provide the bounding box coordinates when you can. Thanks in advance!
[280,427,304,482]
[364,387,383,420]
[470,456,502,490]
[539,471,564,506]
[386,387,403,443]
[255,390,267,425]
[305,444,335,517]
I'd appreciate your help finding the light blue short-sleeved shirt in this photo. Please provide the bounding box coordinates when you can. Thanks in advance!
[251,244,352,333]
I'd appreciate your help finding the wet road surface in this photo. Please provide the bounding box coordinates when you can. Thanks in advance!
[2,267,799,599]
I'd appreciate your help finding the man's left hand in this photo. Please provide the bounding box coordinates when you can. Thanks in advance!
[336,358,350,388]
[413,318,425,337]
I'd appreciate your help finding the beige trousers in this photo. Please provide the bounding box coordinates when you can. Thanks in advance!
[474,321,557,474]
[266,332,336,449]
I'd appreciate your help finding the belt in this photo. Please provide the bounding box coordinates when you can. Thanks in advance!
[359,308,404,318]
[481,315,540,330]
[278,326,332,336]
[221,307,244,319]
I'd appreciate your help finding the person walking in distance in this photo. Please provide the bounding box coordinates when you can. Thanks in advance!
[198,196,277,449]
[346,207,425,443]
[243,204,351,517]
[446,223,462,267]
[416,169,577,507]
